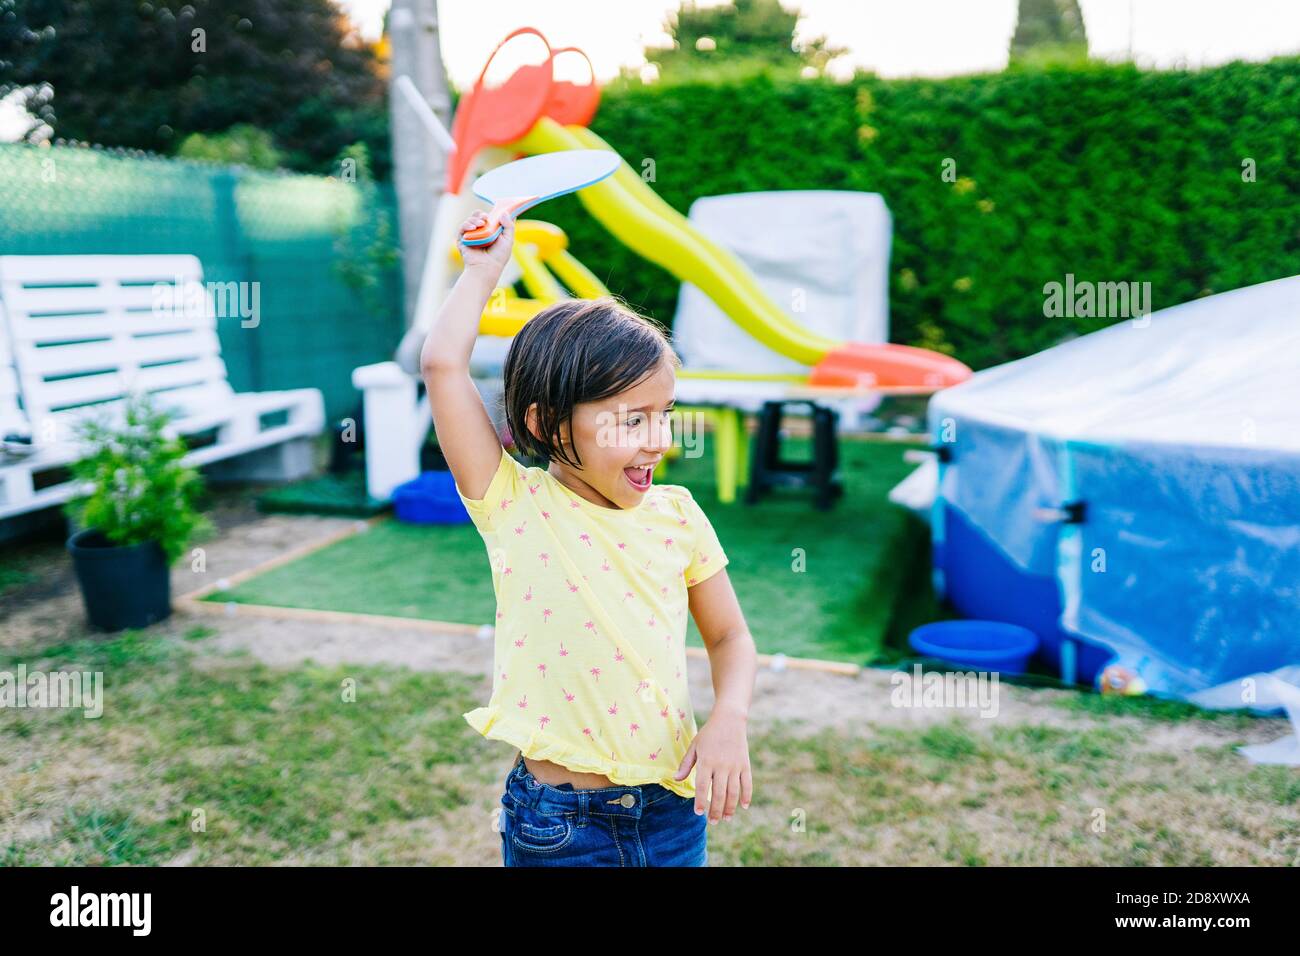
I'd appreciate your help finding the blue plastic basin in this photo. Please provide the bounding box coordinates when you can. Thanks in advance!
[392,470,471,525]
[907,620,1040,674]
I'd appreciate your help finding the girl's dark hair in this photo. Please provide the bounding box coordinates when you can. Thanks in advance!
[503,296,680,469]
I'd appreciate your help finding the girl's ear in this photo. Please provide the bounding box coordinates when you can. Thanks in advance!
[524,402,543,444]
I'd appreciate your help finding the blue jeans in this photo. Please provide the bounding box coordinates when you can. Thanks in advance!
[499,754,709,867]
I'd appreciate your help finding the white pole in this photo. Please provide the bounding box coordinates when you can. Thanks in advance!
[396,75,457,154]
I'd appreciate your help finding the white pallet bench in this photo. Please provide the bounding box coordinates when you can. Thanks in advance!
[0,254,325,522]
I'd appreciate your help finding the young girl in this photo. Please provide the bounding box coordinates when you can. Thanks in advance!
[422,211,757,867]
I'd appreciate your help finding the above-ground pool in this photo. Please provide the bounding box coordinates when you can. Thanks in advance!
[926,274,1300,701]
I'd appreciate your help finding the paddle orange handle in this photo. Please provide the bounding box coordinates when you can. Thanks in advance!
[462,196,533,245]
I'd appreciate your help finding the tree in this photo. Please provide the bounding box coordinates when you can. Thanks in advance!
[0,0,391,176]
[1008,0,1089,68]
[176,124,283,169]
[644,0,846,81]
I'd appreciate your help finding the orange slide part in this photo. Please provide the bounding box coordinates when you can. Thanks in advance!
[811,342,972,389]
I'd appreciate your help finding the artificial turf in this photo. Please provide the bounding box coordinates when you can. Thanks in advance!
[205,435,936,664]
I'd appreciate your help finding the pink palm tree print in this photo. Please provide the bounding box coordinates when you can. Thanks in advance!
[538,715,550,730]
[617,542,626,550]
[613,647,624,663]
[541,510,551,519]
[566,579,579,593]
[499,497,512,512]
[538,552,549,567]
[542,608,553,623]
[514,635,526,648]
[578,532,592,547]
[558,641,568,656]
[517,694,528,709]
[649,748,661,761]
[607,702,619,716]
[514,521,527,535]
[523,585,533,602]
[589,666,601,681]
[629,722,639,737]
[582,727,594,740]
[536,663,547,678]
[562,688,575,702]
[584,620,597,635]
[601,559,611,572]
[528,483,540,495]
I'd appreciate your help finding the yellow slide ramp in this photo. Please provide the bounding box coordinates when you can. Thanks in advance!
[512,117,837,367]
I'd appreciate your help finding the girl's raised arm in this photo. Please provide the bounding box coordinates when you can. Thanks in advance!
[420,213,516,500]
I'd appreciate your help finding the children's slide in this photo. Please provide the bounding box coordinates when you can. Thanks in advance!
[396,26,969,391]
[510,117,969,389]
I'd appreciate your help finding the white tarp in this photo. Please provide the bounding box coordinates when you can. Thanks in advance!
[927,273,1300,701]
[671,190,891,426]
[672,190,892,377]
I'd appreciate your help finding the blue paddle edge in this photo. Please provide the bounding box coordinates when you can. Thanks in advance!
[460,162,619,247]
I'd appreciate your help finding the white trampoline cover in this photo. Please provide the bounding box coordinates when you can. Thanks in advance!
[929,273,1300,700]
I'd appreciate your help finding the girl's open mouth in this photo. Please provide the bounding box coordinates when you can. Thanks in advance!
[623,465,652,491]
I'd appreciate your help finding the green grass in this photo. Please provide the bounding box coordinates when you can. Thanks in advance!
[721,719,1300,866]
[206,436,931,664]
[256,468,390,517]
[5,629,1297,865]
[1,630,493,865]
[0,556,36,598]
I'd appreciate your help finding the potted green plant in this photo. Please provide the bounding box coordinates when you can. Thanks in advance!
[64,390,212,632]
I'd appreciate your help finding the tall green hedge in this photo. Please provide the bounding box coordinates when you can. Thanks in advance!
[540,58,1300,370]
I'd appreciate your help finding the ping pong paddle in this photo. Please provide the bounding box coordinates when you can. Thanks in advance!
[461,149,620,247]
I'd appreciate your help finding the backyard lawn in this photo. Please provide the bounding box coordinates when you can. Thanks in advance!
[3,625,1297,866]
[3,437,1296,867]
[206,435,937,664]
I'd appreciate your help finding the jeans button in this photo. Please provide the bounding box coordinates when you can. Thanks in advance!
[619,793,636,808]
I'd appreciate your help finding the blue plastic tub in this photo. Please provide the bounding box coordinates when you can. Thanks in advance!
[391,470,471,525]
[907,620,1041,674]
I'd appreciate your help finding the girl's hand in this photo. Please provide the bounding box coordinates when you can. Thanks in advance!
[457,211,514,279]
[675,706,752,824]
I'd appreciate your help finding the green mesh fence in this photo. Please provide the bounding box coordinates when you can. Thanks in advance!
[0,143,404,422]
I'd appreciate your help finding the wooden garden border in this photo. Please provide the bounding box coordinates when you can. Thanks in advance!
[175,514,863,677]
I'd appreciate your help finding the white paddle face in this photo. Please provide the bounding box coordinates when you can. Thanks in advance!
[462,149,620,246]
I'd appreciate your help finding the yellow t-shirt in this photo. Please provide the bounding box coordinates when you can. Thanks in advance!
[456,445,729,798]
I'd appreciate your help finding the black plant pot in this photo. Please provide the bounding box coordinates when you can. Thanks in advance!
[67,528,172,632]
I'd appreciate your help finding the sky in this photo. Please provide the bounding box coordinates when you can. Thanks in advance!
[4,0,1295,140]
[339,0,1300,86]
